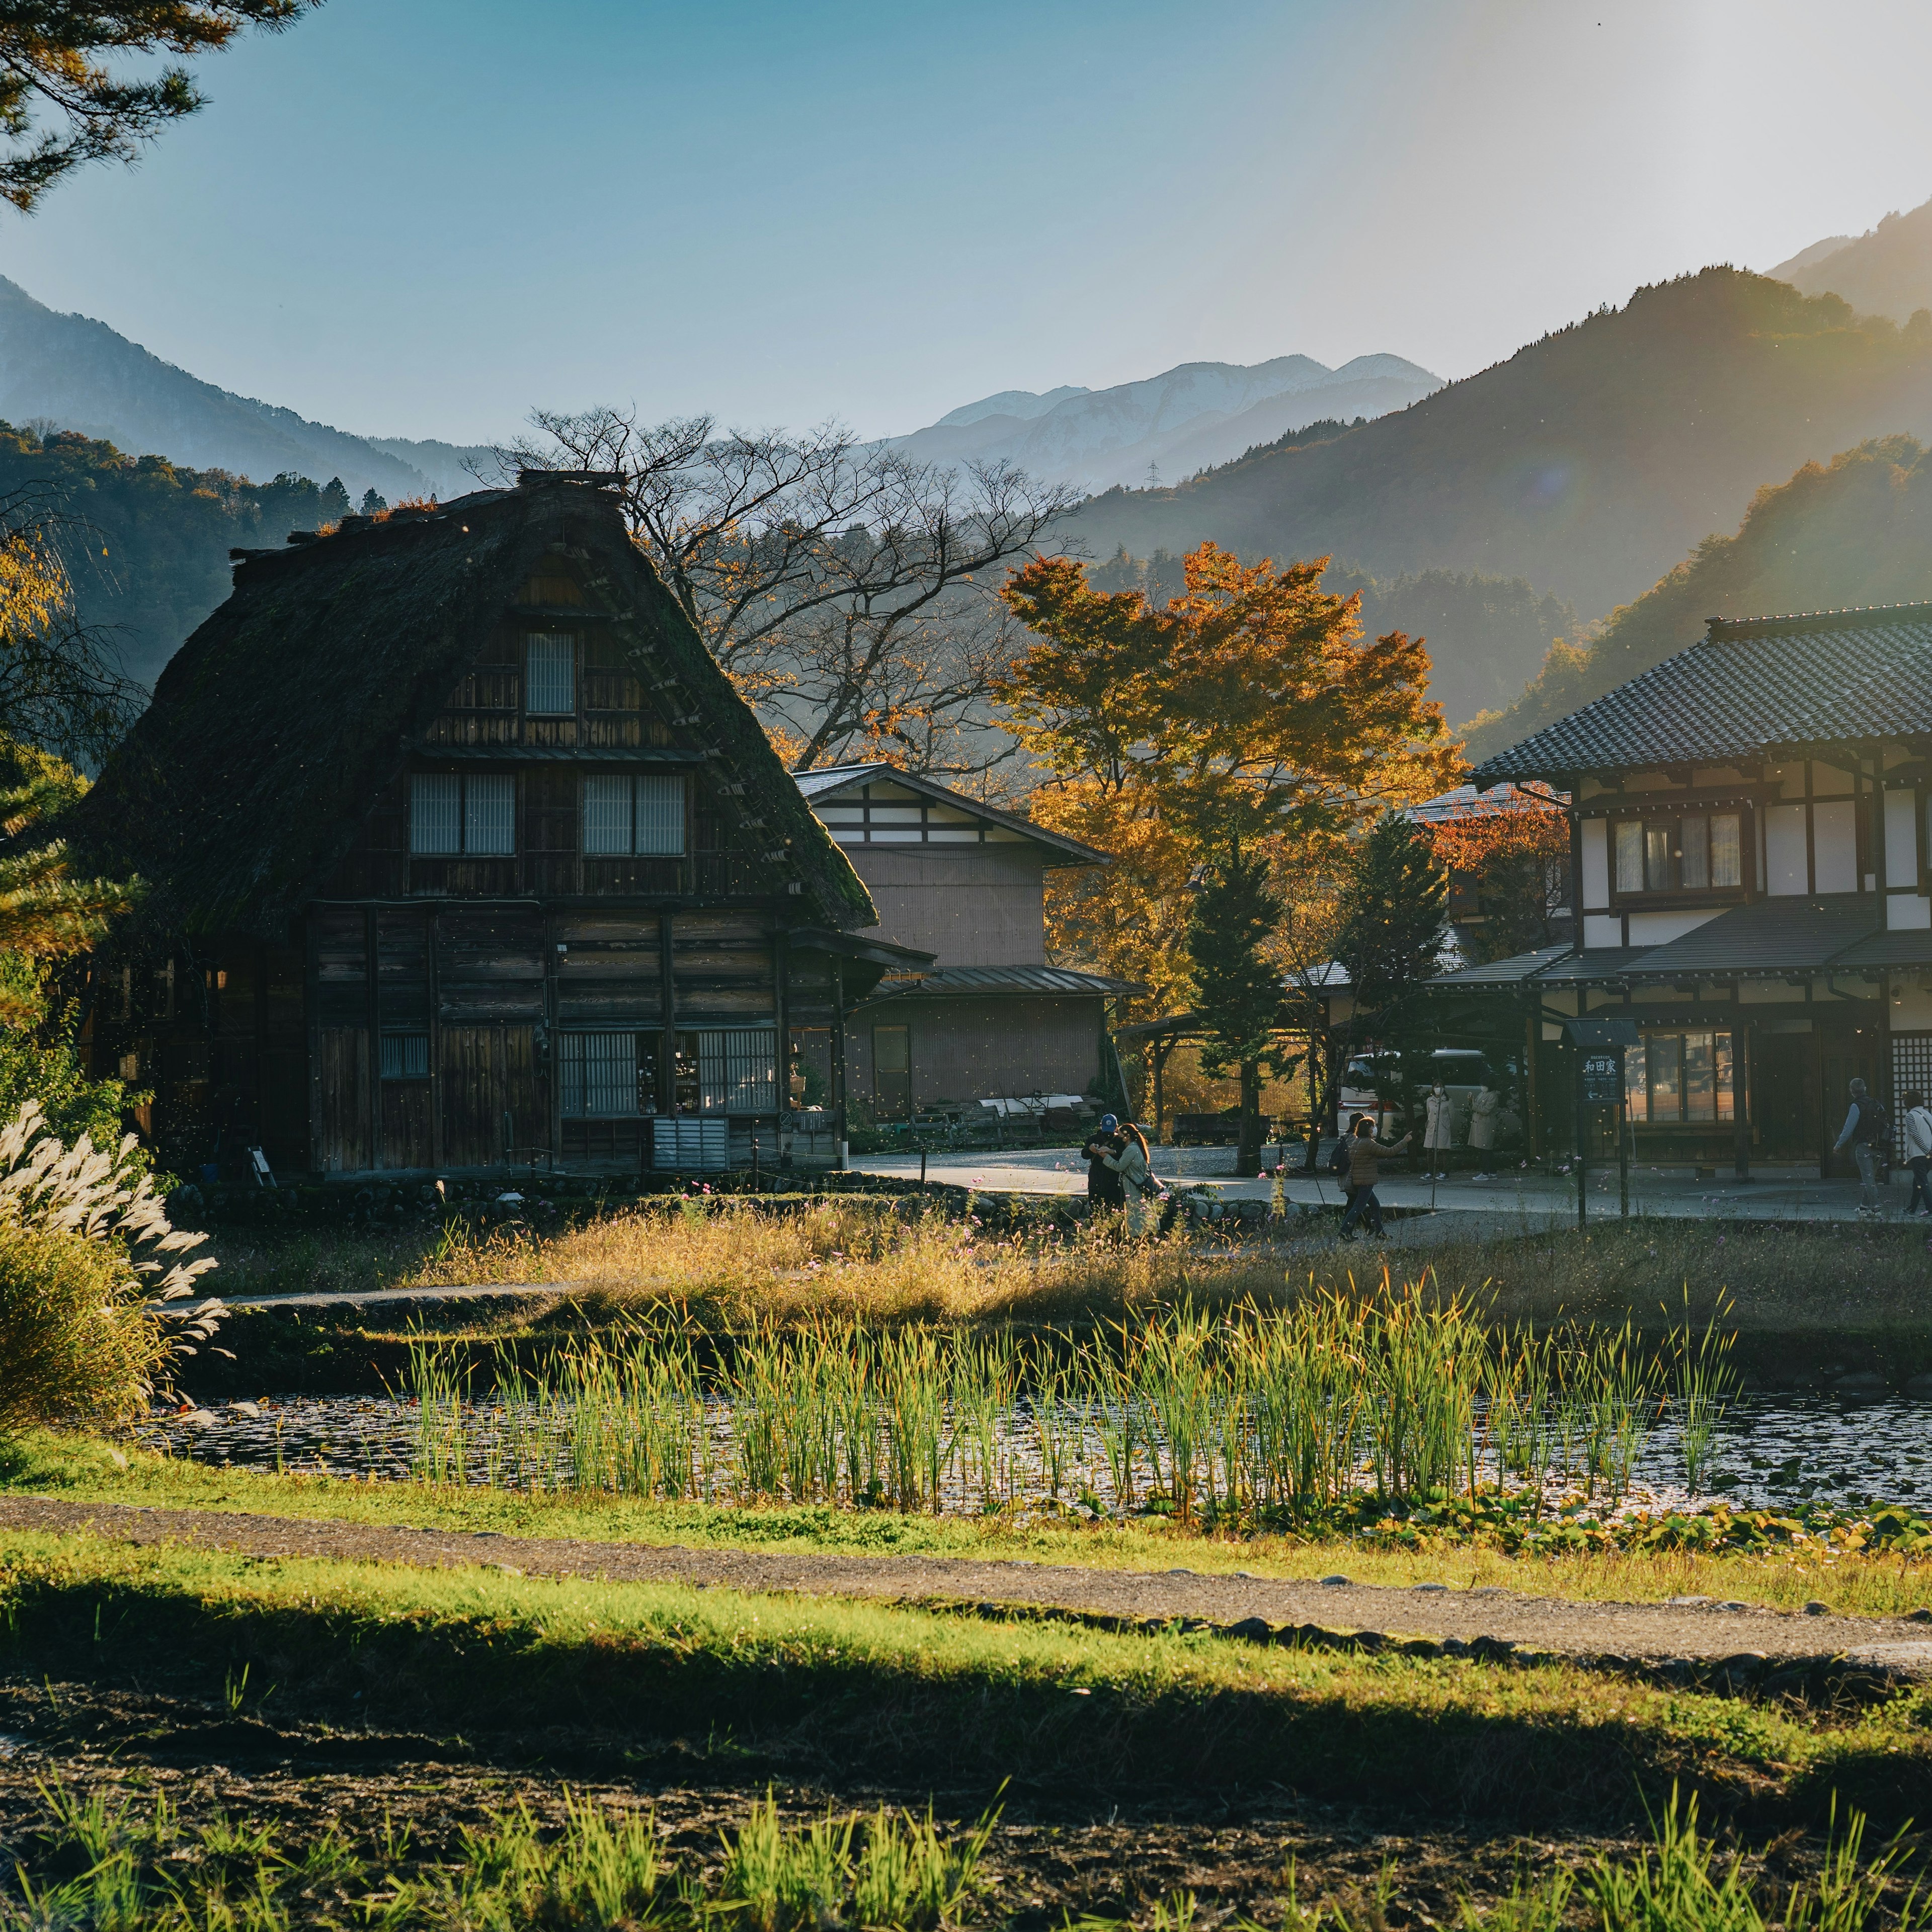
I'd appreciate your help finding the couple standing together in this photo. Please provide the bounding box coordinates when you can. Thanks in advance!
[1083,1112,1157,1233]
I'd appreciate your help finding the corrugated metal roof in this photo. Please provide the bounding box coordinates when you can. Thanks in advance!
[1813,927,1932,971]
[1473,603,1932,784]
[870,964,1146,998]
[1433,942,1575,985]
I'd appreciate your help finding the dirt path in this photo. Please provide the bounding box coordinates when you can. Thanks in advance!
[8,1494,1931,1681]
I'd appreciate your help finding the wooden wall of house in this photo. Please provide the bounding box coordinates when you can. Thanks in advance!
[86,936,309,1180]
[846,994,1106,1114]
[302,904,795,1173]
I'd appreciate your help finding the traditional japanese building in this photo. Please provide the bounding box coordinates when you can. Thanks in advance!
[791,764,1139,1118]
[70,472,928,1179]
[1447,603,1932,1175]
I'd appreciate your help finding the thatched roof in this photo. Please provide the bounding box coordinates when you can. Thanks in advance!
[73,476,874,938]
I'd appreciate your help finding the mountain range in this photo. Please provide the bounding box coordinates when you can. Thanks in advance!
[1768,194,1932,324]
[0,276,495,503]
[1066,268,1932,624]
[888,353,1441,492]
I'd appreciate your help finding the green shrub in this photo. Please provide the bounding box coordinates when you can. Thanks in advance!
[0,1100,220,1422]
[0,1220,160,1424]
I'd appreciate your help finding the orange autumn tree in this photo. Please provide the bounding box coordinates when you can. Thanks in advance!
[1425,786,1570,964]
[997,542,1463,1123]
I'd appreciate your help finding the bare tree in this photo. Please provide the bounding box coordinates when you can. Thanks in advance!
[495,408,1079,777]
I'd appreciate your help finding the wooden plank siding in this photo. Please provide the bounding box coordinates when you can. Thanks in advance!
[97,538,867,1180]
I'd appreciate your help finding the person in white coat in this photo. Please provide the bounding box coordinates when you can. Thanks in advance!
[1905,1088,1932,1216]
[1467,1085,1501,1181]
[1102,1120,1156,1234]
[1422,1081,1455,1180]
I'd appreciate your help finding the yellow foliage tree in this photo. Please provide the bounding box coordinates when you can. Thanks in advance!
[999,542,1463,1012]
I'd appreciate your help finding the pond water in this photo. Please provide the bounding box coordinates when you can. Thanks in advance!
[132,1392,1932,1521]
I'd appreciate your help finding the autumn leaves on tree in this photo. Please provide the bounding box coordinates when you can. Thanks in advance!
[996,540,1462,1159]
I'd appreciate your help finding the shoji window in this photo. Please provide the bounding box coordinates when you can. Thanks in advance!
[559,1031,661,1116]
[581,774,686,856]
[524,633,576,715]
[411,773,515,856]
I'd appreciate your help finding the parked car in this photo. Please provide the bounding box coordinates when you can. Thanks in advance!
[1335,1049,1510,1140]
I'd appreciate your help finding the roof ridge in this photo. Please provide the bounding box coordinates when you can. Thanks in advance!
[1704,600,1932,642]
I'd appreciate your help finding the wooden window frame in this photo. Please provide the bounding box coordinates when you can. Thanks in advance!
[410,770,519,858]
[1606,803,1752,912]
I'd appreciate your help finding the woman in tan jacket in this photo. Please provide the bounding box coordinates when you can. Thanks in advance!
[1339,1115,1410,1239]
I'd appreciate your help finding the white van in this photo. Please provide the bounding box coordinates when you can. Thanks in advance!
[1335,1048,1505,1140]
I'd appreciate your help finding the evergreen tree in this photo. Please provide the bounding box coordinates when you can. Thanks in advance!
[1185,848,1284,1174]
[318,476,351,522]
[360,488,388,515]
[1332,813,1448,1114]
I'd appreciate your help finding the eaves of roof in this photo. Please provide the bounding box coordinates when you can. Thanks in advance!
[792,763,1112,867]
[1472,603,1932,787]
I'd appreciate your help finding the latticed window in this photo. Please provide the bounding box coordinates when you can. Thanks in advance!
[466,774,514,854]
[580,774,685,856]
[691,1029,777,1112]
[412,773,515,856]
[379,1034,429,1079]
[559,1031,659,1117]
[410,774,460,855]
[525,634,575,715]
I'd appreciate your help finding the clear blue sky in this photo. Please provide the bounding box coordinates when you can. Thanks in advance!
[4,0,1931,445]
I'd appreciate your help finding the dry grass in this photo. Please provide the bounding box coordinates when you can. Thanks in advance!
[199,1197,1932,1338]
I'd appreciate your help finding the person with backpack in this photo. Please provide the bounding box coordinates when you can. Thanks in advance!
[1833,1077,1889,1220]
[1339,1114,1411,1240]
[1904,1089,1932,1216]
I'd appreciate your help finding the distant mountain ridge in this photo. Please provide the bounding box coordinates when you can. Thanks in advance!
[1065,269,1932,622]
[892,352,1441,491]
[1767,193,1932,325]
[0,276,497,501]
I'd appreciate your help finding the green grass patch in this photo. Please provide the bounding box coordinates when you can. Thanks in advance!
[14,1431,1932,1620]
[3,1525,1932,1830]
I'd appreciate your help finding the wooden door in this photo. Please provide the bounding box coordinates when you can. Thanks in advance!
[439,1023,546,1168]
[315,1027,371,1172]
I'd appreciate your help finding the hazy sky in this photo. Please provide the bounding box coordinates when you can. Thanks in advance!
[4,0,1931,445]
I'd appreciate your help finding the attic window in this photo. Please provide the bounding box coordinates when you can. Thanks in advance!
[412,772,515,856]
[583,773,686,856]
[525,634,576,715]
[524,575,584,606]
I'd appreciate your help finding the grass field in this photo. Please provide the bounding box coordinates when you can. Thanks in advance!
[13,1432,1932,1618]
[1,1523,1926,1830]
[14,1430,1932,1924]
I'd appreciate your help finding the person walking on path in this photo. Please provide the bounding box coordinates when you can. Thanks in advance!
[1102,1120,1156,1235]
[1083,1114,1125,1210]
[1422,1080,1455,1180]
[1905,1089,1932,1216]
[1833,1077,1890,1221]
[1340,1115,1412,1239]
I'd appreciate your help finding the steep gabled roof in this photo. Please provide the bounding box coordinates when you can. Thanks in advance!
[72,477,873,937]
[794,760,1111,867]
[1473,603,1932,784]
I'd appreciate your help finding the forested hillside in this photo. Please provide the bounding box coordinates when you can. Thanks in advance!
[1069,270,1932,621]
[1463,434,1932,760]
[0,422,340,688]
